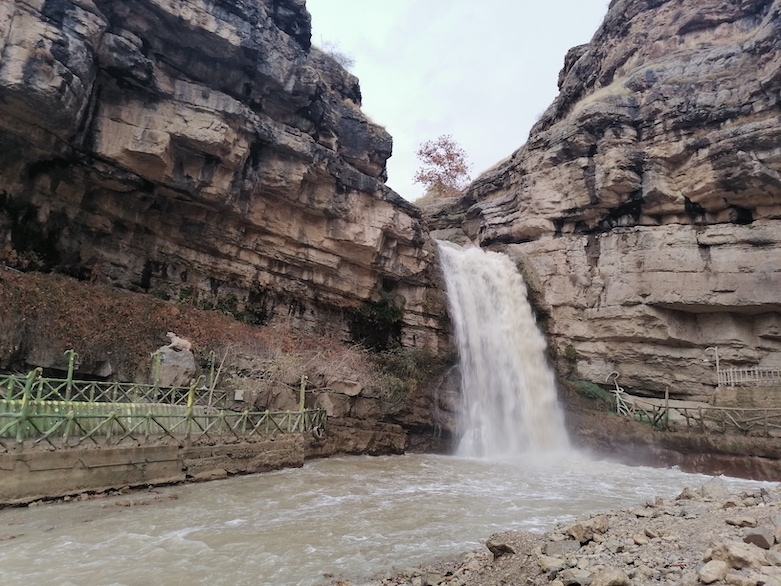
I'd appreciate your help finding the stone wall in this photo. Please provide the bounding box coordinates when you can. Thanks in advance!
[0,419,408,504]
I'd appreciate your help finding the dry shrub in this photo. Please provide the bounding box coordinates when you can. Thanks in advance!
[0,270,450,413]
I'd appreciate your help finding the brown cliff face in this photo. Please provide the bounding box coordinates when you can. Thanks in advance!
[428,0,781,400]
[0,0,448,364]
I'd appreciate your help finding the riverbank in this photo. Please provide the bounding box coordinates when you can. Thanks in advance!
[342,478,781,586]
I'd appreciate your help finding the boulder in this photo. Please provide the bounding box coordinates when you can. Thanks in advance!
[698,560,729,584]
[153,346,196,388]
[710,541,768,570]
[743,526,775,550]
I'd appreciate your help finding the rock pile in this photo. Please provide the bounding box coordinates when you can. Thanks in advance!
[342,478,781,586]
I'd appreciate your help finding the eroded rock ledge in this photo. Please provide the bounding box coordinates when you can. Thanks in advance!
[0,0,448,368]
[427,0,781,400]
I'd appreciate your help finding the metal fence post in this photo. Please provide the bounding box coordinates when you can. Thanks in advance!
[151,350,162,399]
[64,349,78,401]
[16,368,40,445]
[185,381,196,440]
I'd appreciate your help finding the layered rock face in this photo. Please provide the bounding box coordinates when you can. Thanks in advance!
[430,0,781,400]
[0,0,446,358]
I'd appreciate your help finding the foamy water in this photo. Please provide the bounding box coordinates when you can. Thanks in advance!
[0,454,770,586]
[438,242,569,457]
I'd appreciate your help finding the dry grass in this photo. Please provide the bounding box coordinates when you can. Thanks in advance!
[0,269,445,409]
[0,269,372,377]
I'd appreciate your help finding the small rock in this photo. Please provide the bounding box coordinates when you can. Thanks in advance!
[750,573,781,586]
[644,528,660,539]
[766,549,781,566]
[677,487,699,500]
[743,526,775,549]
[633,507,655,518]
[711,541,768,569]
[558,568,593,585]
[725,573,755,586]
[700,477,731,500]
[633,534,649,546]
[590,567,631,586]
[539,555,566,573]
[699,559,729,584]
[727,517,758,528]
[546,540,581,557]
[486,538,516,559]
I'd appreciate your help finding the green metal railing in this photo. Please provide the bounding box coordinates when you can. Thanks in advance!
[0,368,327,452]
[0,370,230,408]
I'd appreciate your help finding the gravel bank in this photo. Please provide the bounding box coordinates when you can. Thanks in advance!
[327,478,781,586]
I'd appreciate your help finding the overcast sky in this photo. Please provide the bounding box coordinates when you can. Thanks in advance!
[307,0,610,201]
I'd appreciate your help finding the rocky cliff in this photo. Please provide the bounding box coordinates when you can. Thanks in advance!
[0,0,447,365]
[428,0,781,401]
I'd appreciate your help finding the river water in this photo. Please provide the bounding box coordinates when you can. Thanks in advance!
[0,246,770,584]
[0,453,769,586]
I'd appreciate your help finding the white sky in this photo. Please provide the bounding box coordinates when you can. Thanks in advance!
[307,0,610,201]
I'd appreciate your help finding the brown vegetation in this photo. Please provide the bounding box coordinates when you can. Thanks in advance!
[0,269,444,412]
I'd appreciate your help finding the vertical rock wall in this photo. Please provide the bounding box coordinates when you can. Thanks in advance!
[0,0,448,358]
[428,0,781,400]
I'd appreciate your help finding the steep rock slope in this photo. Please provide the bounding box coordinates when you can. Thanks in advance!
[0,0,447,364]
[429,0,781,400]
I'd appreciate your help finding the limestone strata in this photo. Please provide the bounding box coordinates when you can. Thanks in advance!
[431,0,781,400]
[0,0,447,363]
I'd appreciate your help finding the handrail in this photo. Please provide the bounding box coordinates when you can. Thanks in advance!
[0,371,230,408]
[718,366,781,387]
[0,369,328,452]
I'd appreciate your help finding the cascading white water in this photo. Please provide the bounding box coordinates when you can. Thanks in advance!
[438,241,570,458]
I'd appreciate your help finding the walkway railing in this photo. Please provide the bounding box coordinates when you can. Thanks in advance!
[718,366,781,387]
[675,405,781,437]
[0,369,327,452]
[607,371,781,437]
[606,372,669,429]
[0,371,230,408]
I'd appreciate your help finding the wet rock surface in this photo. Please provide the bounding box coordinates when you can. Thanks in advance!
[336,479,781,586]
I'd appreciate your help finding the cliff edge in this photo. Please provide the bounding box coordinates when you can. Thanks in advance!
[429,0,781,401]
[0,0,448,372]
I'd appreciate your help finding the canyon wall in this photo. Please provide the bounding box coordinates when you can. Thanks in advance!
[0,0,448,368]
[428,0,781,401]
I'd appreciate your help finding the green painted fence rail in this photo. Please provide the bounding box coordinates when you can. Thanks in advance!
[0,369,327,452]
[0,370,230,408]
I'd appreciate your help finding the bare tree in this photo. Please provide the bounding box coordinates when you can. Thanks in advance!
[322,40,355,70]
[413,135,472,198]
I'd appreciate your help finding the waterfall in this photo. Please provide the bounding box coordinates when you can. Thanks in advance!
[437,241,570,459]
